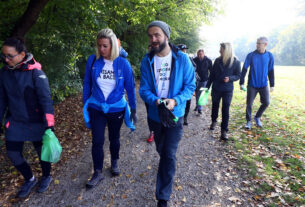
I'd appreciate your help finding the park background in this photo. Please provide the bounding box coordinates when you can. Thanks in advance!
[0,0,304,206]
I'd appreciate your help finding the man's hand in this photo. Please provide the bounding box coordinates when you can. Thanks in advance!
[156,99,161,106]
[130,109,137,124]
[164,99,176,111]
[240,85,246,91]
[223,77,230,83]
[270,87,274,92]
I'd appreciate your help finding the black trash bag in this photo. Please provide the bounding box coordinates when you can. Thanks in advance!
[157,100,178,127]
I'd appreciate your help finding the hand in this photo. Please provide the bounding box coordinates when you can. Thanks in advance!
[270,87,274,92]
[240,85,246,91]
[130,109,137,124]
[164,99,176,111]
[223,77,230,83]
[156,99,161,106]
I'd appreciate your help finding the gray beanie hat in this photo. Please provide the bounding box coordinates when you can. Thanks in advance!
[147,20,171,39]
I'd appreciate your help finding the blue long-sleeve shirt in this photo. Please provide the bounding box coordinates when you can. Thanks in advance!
[240,50,274,88]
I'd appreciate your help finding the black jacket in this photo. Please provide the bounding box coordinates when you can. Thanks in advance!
[0,54,54,141]
[193,56,212,82]
[206,57,241,92]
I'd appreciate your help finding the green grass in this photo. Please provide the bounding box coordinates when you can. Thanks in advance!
[227,66,305,206]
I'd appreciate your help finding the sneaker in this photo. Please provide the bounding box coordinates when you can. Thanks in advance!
[220,130,228,141]
[183,122,188,126]
[209,122,217,130]
[86,170,104,189]
[254,117,262,128]
[111,160,120,176]
[17,178,38,198]
[245,121,251,129]
[198,110,202,115]
[157,199,167,207]
[147,131,154,143]
[37,176,52,193]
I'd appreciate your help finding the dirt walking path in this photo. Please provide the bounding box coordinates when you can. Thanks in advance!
[22,94,253,207]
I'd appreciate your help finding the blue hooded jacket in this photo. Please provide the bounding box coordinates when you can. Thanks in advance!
[83,54,136,112]
[139,44,195,122]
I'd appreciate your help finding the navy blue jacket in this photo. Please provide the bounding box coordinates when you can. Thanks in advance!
[0,54,54,141]
[193,56,212,82]
[206,57,241,92]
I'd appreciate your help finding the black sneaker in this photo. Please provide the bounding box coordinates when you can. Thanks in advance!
[157,199,167,207]
[209,122,217,130]
[37,176,52,193]
[17,178,38,198]
[198,110,202,115]
[86,170,104,189]
[220,130,229,141]
[111,160,120,176]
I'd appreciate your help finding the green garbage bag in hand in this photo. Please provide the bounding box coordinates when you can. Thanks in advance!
[198,89,210,106]
[41,129,62,163]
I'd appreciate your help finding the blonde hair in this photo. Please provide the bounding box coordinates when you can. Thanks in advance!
[96,28,119,60]
[220,42,234,68]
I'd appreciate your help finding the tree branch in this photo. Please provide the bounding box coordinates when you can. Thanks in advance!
[10,0,50,37]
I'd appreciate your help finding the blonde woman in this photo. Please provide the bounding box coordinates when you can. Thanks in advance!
[205,43,241,141]
[83,28,137,188]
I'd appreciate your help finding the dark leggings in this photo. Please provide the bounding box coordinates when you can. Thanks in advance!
[6,141,51,181]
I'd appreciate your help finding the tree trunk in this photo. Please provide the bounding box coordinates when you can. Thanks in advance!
[10,0,50,37]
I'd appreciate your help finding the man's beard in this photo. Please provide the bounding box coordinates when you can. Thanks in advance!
[151,40,167,53]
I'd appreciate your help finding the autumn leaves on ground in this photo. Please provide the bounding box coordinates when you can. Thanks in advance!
[0,66,305,206]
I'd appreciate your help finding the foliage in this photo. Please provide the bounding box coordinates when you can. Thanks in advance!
[228,65,305,206]
[233,22,305,66]
[0,0,220,101]
[272,22,305,65]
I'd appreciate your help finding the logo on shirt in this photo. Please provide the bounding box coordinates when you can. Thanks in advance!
[100,69,115,80]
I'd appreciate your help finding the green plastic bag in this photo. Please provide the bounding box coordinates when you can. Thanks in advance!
[41,129,62,163]
[198,90,210,106]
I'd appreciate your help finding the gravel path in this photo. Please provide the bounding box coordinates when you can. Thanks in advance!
[23,94,252,207]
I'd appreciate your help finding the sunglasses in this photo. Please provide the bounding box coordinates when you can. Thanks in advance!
[1,53,19,60]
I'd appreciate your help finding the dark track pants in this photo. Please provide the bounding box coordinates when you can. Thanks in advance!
[211,90,233,131]
[89,107,124,171]
[148,118,183,201]
[246,86,270,121]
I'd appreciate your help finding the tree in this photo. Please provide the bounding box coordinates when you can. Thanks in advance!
[10,0,50,37]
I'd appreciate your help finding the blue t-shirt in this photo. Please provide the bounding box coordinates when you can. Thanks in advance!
[241,50,274,88]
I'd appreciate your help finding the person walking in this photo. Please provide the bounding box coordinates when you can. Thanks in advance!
[239,37,274,129]
[139,21,195,207]
[206,43,241,141]
[83,28,137,189]
[177,44,196,125]
[0,37,55,197]
[193,49,212,114]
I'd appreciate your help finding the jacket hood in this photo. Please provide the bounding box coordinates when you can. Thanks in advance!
[4,53,41,71]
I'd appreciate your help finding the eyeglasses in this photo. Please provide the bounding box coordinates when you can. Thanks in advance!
[256,42,265,45]
[1,53,19,60]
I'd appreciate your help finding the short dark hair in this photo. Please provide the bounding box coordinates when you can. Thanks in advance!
[2,37,27,53]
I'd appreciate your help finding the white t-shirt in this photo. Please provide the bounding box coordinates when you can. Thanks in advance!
[97,59,116,100]
[154,51,172,98]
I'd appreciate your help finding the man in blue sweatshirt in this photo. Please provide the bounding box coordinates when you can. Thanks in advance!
[240,37,275,129]
[139,21,195,207]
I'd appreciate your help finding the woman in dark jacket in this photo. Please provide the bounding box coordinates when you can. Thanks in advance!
[83,28,137,189]
[0,37,54,197]
[206,42,241,141]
